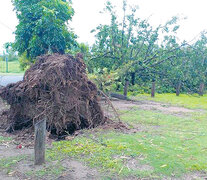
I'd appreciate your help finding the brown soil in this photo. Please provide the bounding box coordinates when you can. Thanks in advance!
[0,53,105,136]
[0,131,102,180]
[111,99,199,116]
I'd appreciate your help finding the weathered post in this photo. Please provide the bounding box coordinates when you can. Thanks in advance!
[199,82,205,96]
[151,80,155,98]
[124,79,129,97]
[34,119,46,165]
[176,80,181,96]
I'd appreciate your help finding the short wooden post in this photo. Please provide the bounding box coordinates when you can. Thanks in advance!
[124,80,129,97]
[151,81,155,98]
[34,119,46,165]
[176,80,181,96]
[199,82,205,96]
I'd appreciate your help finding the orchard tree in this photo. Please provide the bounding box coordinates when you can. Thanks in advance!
[12,0,77,67]
[90,0,183,96]
[186,32,207,95]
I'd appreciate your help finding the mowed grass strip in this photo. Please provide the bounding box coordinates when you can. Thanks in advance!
[49,107,207,179]
[132,93,207,110]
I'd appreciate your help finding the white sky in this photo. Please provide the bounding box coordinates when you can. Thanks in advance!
[0,0,207,54]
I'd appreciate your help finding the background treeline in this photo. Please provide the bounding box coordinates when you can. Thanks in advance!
[5,0,207,96]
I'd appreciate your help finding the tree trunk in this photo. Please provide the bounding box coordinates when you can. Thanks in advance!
[124,80,129,97]
[131,72,135,85]
[110,93,128,100]
[199,82,205,96]
[151,81,155,98]
[176,80,181,96]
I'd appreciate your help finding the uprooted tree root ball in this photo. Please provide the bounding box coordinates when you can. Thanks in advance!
[0,53,105,136]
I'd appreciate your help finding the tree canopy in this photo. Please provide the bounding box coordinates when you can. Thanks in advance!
[87,0,207,95]
[12,0,77,61]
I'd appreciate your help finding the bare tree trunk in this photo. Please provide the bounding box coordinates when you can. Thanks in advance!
[199,82,205,96]
[176,80,181,96]
[131,72,135,85]
[124,80,129,97]
[151,81,155,98]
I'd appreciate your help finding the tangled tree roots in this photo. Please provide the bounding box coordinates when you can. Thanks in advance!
[0,53,105,135]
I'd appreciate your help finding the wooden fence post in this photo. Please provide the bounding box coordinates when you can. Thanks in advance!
[176,80,181,96]
[124,80,129,97]
[151,81,155,98]
[34,118,46,165]
[199,82,205,96]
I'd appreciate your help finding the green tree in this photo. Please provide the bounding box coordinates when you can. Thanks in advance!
[12,0,77,63]
[186,33,207,95]
[90,0,182,95]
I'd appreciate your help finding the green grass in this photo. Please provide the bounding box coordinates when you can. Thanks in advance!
[0,155,27,174]
[1,94,207,179]
[0,136,12,144]
[131,93,207,110]
[48,107,207,179]
[0,60,24,74]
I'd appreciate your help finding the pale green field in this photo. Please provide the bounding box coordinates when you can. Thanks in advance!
[0,61,24,74]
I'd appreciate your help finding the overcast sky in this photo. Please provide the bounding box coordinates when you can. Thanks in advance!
[0,0,207,54]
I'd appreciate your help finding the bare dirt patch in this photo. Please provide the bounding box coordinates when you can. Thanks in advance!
[0,171,16,180]
[111,99,200,116]
[179,171,207,180]
[0,144,33,159]
[0,140,102,180]
[126,158,153,171]
[59,159,100,180]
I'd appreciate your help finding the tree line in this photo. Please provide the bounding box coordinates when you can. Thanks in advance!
[8,0,207,96]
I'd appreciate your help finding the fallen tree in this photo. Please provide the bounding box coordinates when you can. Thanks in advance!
[0,53,105,135]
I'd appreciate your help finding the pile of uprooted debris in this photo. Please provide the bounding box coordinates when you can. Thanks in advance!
[0,53,105,136]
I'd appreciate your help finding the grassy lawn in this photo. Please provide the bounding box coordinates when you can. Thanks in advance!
[0,94,207,179]
[46,94,207,179]
[0,60,24,74]
[48,109,207,179]
[131,93,207,110]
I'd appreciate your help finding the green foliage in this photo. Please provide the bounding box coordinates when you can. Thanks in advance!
[88,1,207,95]
[89,0,185,95]
[88,68,119,92]
[12,0,77,61]
[18,52,32,70]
